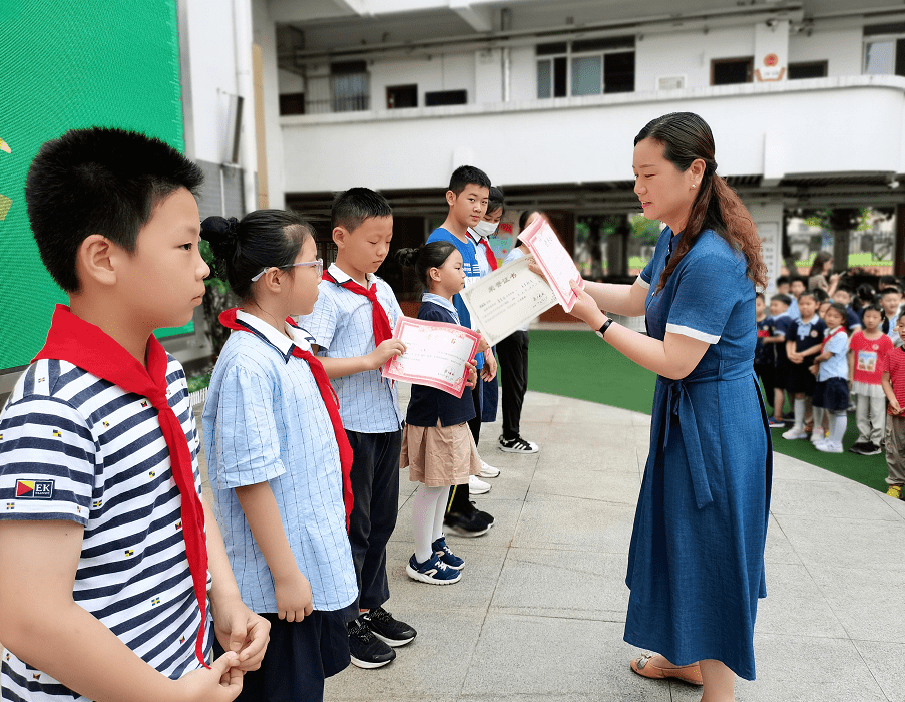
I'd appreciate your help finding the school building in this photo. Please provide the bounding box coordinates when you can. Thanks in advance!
[244,0,905,296]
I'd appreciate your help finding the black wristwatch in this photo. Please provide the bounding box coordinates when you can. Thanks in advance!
[595,319,613,339]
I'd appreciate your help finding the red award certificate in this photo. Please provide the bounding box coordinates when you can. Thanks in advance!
[518,216,584,312]
[381,317,480,397]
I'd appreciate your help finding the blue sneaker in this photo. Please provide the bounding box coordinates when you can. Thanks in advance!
[432,537,464,570]
[768,417,785,428]
[406,553,461,585]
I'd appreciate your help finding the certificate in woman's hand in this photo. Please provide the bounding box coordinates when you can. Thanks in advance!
[460,256,557,346]
[381,317,480,397]
[518,217,584,312]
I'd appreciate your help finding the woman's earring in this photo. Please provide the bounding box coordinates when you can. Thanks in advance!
[692,184,696,189]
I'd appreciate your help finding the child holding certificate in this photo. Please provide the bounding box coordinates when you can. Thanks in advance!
[396,242,483,584]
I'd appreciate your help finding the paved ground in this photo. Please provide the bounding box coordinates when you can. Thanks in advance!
[195,385,905,702]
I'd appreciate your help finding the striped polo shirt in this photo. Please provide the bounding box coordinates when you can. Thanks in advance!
[297,264,405,433]
[0,356,208,701]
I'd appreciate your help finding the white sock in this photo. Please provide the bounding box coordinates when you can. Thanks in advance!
[831,412,847,444]
[812,407,824,434]
[412,485,447,563]
[432,486,450,543]
[794,398,806,429]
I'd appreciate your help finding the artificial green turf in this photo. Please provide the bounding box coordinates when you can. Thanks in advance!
[526,330,889,493]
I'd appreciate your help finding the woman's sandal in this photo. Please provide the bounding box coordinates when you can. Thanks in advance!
[630,653,704,686]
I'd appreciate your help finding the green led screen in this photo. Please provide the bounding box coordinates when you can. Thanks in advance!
[0,0,191,371]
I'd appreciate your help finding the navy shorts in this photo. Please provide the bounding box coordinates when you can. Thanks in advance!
[773,356,790,390]
[786,361,817,395]
[214,609,350,702]
[813,377,850,412]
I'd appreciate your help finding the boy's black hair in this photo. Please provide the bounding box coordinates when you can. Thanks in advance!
[201,210,313,301]
[776,275,790,286]
[790,274,808,286]
[755,291,764,300]
[770,293,792,306]
[879,275,899,289]
[835,284,854,297]
[332,187,392,232]
[395,242,458,290]
[812,287,829,303]
[487,187,505,216]
[25,126,203,293]
[881,287,903,297]
[448,165,490,196]
[798,290,818,303]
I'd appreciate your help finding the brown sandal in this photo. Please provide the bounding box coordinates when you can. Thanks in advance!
[630,653,703,686]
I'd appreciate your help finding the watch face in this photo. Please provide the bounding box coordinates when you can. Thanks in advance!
[595,331,604,339]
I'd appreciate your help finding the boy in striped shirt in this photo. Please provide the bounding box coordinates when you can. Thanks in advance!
[0,128,269,702]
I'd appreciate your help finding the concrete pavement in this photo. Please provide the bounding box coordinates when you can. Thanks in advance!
[196,385,905,702]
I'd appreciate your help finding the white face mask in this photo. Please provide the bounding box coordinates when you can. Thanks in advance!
[473,220,498,239]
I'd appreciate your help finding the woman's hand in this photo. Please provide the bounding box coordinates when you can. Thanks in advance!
[567,280,606,329]
[464,360,478,388]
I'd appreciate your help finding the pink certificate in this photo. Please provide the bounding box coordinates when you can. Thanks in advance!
[518,216,584,312]
[381,317,480,397]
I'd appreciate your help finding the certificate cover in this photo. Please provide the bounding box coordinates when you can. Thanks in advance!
[381,317,480,397]
[518,217,584,312]
[461,256,557,346]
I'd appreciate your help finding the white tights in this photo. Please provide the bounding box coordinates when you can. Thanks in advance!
[412,485,450,563]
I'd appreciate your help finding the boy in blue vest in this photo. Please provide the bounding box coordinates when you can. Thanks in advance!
[427,165,497,536]
[0,127,269,701]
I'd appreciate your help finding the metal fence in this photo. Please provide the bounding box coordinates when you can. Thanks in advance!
[305,73,370,113]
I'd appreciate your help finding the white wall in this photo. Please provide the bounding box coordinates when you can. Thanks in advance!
[280,77,905,193]
[788,27,863,76]
[509,46,537,101]
[254,0,286,209]
[474,48,503,104]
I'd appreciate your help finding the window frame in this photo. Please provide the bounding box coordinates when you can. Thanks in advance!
[710,56,754,86]
[535,38,635,99]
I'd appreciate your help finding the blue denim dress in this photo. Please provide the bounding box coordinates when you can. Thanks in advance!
[623,227,773,681]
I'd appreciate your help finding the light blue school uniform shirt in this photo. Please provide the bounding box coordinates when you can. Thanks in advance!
[818,327,850,381]
[203,310,357,613]
[297,264,405,434]
[788,296,801,321]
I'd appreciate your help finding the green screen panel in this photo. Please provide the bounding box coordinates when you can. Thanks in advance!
[0,0,190,369]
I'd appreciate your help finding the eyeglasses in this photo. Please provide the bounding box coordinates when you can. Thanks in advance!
[251,258,323,282]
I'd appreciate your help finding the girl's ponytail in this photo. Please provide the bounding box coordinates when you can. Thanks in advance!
[394,241,457,290]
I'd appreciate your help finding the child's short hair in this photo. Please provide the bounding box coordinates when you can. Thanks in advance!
[812,287,829,303]
[861,303,883,317]
[826,302,849,323]
[755,291,764,301]
[835,285,854,297]
[448,165,490,196]
[395,242,458,290]
[776,275,790,287]
[791,274,808,287]
[25,127,203,293]
[771,293,791,306]
[487,187,505,217]
[799,290,818,304]
[879,275,900,290]
[201,210,313,301]
[332,187,392,233]
[881,287,903,298]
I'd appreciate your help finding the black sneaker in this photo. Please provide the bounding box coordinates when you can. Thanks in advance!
[444,510,490,537]
[469,500,495,528]
[849,442,869,454]
[498,434,539,454]
[362,606,416,647]
[348,615,395,668]
[861,442,883,456]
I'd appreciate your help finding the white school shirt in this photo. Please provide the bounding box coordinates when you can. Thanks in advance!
[297,263,405,433]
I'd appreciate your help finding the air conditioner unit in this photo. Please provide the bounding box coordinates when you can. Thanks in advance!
[657,75,686,90]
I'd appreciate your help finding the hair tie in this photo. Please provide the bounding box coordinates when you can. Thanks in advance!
[200,215,240,244]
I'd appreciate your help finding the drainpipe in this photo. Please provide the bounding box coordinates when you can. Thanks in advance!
[233,0,257,216]
[501,8,511,101]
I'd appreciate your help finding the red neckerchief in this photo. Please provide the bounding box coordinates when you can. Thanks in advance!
[476,238,498,271]
[322,270,392,346]
[218,309,354,529]
[33,305,209,668]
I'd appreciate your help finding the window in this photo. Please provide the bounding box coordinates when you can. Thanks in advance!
[711,57,753,85]
[424,89,467,106]
[863,24,905,76]
[788,61,828,79]
[387,84,417,108]
[279,92,305,115]
[536,36,635,98]
[331,60,369,112]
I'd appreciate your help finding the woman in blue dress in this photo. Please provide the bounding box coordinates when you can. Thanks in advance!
[562,112,772,701]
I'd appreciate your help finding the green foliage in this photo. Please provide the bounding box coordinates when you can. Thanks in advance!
[630,214,660,246]
[186,372,211,393]
[801,207,873,232]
